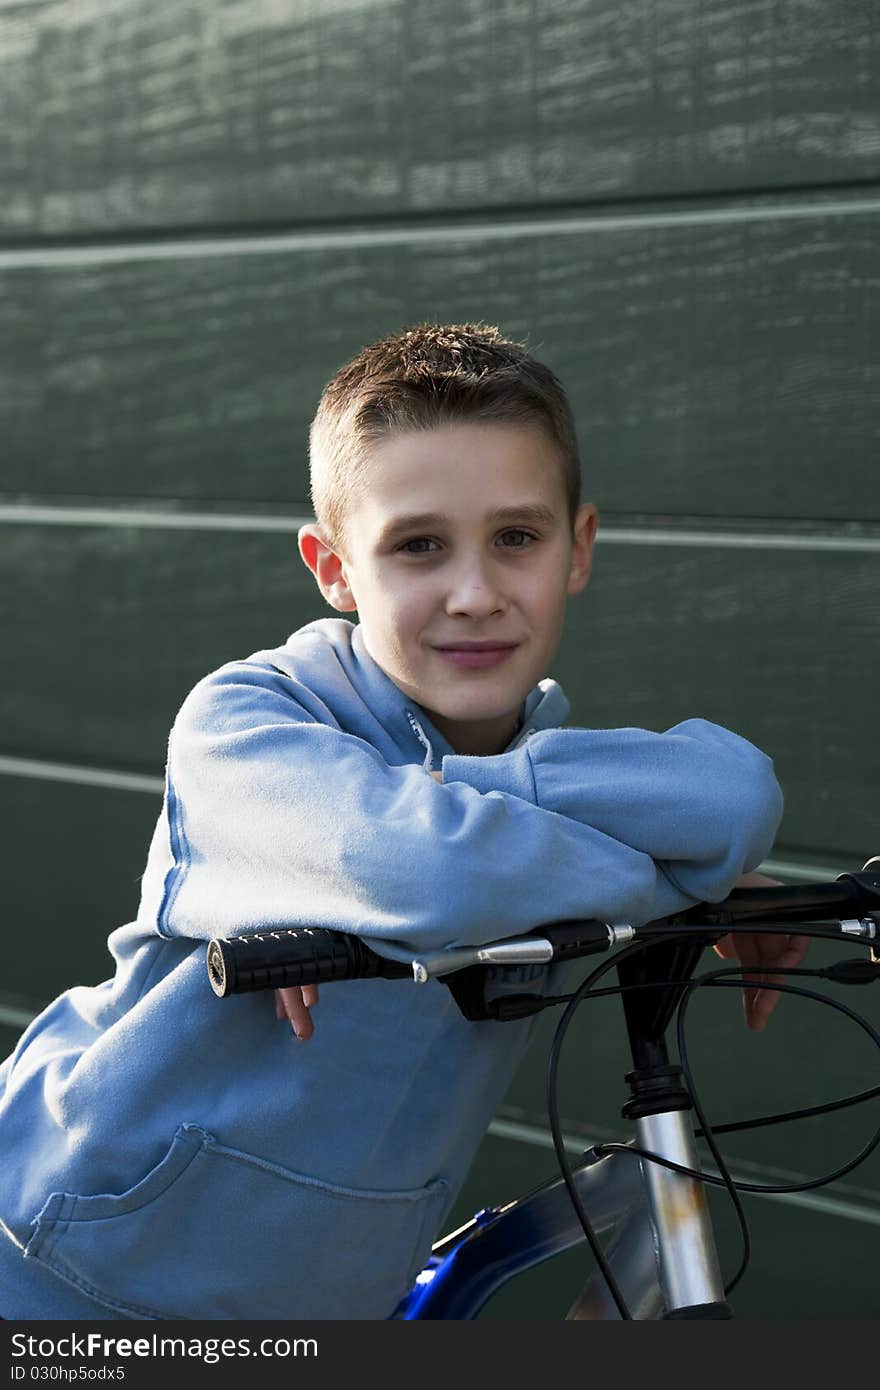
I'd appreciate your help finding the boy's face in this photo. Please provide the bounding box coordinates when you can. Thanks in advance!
[299,422,597,756]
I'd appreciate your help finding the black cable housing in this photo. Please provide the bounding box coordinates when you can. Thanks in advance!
[544,942,880,1317]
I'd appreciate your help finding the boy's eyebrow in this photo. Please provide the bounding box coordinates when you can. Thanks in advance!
[377,504,559,544]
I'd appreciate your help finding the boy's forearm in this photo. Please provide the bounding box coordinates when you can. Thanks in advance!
[442,719,783,906]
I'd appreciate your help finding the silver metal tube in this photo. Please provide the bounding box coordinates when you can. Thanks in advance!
[565,1205,664,1320]
[635,1110,726,1311]
[411,937,555,980]
[475,940,555,965]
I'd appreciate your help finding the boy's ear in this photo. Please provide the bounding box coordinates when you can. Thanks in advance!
[567,503,599,596]
[297,523,357,612]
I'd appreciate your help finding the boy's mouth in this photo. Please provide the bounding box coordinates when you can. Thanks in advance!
[432,641,520,669]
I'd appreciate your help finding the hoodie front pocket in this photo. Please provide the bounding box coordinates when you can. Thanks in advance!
[26,1123,449,1320]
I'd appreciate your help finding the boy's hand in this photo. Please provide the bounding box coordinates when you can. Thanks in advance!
[712,871,810,1032]
[275,984,319,1041]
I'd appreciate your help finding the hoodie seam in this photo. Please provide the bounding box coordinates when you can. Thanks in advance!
[156,737,191,940]
[521,746,540,803]
[656,859,691,900]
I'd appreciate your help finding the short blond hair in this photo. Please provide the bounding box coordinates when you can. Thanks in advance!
[308,322,581,558]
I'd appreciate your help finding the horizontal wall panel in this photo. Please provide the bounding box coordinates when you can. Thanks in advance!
[0,523,326,771]
[0,1025,23,1062]
[3,203,877,520]
[0,775,162,1004]
[1,523,875,857]
[2,1,878,237]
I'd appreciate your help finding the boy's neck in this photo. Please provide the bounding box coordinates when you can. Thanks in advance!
[422,707,522,757]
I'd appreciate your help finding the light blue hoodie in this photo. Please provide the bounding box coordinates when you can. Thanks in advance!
[0,618,782,1319]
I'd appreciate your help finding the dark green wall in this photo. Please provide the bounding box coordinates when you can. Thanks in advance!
[2,0,878,1318]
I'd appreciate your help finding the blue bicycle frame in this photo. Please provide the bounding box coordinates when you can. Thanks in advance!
[391,1142,667,1319]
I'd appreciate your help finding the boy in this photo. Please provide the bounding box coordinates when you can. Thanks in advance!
[0,323,803,1320]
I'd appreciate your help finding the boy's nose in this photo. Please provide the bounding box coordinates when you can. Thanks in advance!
[444,559,506,617]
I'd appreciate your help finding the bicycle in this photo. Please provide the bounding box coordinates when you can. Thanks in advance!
[206,859,880,1320]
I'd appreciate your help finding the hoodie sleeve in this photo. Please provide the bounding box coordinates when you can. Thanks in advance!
[157,666,781,956]
[443,719,783,911]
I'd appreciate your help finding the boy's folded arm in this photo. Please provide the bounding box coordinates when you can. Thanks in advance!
[441,717,783,906]
[159,675,780,956]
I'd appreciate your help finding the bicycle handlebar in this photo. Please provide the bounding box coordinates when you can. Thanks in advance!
[206,917,623,997]
[671,870,880,926]
[207,870,880,1001]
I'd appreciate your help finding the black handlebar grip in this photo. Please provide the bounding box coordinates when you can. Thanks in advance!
[675,873,880,928]
[207,927,412,997]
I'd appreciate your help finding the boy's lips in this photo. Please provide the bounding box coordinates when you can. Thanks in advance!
[432,641,520,669]
[433,641,519,651]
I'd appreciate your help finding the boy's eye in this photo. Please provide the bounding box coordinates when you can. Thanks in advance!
[397,530,537,554]
[398,537,440,554]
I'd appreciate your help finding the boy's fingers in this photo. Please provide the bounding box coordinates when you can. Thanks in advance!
[747,975,779,1030]
[788,934,811,966]
[712,933,738,961]
[276,985,316,1041]
[715,931,810,1031]
[745,938,810,1029]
